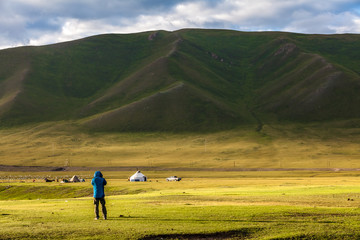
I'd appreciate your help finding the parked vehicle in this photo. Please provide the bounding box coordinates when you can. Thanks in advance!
[166,176,182,181]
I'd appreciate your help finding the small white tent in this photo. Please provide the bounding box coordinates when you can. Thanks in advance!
[69,175,80,182]
[129,171,147,182]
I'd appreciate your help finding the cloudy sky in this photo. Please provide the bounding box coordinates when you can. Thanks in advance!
[1,0,360,49]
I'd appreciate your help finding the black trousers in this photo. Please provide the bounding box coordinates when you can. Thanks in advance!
[94,197,107,219]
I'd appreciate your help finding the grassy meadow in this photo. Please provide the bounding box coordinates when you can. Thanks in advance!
[2,173,360,239]
[2,122,360,239]
[1,121,360,169]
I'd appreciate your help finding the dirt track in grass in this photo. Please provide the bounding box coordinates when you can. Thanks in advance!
[1,164,360,172]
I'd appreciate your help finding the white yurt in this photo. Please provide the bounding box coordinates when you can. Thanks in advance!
[129,171,147,182]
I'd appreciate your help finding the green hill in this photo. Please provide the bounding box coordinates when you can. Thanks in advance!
[0,29,359,131]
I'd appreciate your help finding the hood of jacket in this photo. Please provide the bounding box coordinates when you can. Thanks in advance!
[94,171,103,178]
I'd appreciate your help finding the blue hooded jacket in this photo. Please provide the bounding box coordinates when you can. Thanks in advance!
[91,171,107,198]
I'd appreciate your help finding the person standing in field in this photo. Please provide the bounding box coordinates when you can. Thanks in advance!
[91,171,107,220]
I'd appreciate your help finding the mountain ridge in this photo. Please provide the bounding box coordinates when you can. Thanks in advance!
[0,29,359,131]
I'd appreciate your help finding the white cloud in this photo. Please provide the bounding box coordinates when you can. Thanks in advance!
[284,11,360,34]
[28,18,124,46]
[329,14,360,33]
[110,0,360,34]
[0,0,360,49]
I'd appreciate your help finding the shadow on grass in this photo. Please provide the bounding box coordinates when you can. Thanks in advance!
[139,231,360,240]
[272,234,360,240]
[106,215,337,224]
[139,228,260,240]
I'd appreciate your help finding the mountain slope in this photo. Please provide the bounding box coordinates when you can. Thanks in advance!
[83,82,246,131]
[253,37,360,121]
[0,29,359,131]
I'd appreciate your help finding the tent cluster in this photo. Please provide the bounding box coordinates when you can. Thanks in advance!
[44,171,178,183]
[44,175,85,183]
[60,175,85,183]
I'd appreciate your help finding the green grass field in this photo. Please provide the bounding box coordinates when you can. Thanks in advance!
[2,123,360,239]
[2,173,360,239]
